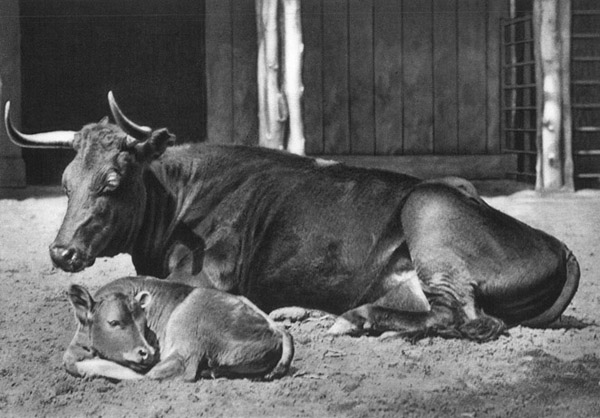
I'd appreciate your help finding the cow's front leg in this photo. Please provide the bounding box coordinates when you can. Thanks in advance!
[145,353,186,380]
[71,359,145,380]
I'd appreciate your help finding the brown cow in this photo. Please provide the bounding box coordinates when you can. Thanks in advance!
[64,276,294,381]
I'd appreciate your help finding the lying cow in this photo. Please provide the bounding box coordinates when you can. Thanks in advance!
[5,94,580,342]
[64,276,294,381]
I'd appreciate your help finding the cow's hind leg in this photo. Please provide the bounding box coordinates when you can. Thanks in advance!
[329,276,507,342]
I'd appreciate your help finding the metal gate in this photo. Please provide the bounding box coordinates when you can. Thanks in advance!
[501,15,537,182]
[571,5,600,188]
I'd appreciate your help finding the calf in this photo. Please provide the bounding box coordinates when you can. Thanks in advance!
[64,276,293,381]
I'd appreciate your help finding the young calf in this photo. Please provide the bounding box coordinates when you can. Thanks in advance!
[64,276,294,381]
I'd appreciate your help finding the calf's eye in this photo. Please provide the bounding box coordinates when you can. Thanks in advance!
[108,320,121,327]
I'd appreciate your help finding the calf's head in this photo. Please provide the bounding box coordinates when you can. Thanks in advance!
[67,284,157,371]
[4,94,174,272]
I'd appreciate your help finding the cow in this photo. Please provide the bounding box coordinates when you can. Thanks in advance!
[4,94,580,342]
[64,276,294,381]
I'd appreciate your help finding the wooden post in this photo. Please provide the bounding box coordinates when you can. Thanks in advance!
[559,0,574,191]
[256,0,285,150]
[282,0,305,155]
[0,0,26,187]
[533,0,573,192]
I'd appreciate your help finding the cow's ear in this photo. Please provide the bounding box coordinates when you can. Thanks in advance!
[134,128,175,162]
[98,116,110,125]
[67,284,95,325]
[135,291,152,310]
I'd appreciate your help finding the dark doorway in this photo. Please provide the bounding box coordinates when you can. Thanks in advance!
[20,0,206,184]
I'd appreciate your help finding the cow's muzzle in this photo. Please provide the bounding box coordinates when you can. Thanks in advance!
[49,244,95,272]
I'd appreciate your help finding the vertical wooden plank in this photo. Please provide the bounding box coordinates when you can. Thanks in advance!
[374,0,403,155]
[232,0,258,146]
[457,0,488,154]
[302,0,323,155]
[433,0,458,154]
[403,0,434,154]
[205,0,233,144]
[348,0,375,154]
[486,0,508,153]
[322,0,350,154]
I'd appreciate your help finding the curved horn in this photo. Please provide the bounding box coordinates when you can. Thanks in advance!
[107,91,152,139]
[4,102,75,149]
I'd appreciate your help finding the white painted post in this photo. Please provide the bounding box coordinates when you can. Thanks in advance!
[256,0,285,150]
[533,0,573,192]
[281,0,305,155]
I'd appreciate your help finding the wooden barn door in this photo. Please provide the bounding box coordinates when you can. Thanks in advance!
[19,0,206,185]
[302,0,508,158]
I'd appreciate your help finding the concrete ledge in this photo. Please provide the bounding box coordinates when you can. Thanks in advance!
[312,154,518,180]
[0,155,26,188]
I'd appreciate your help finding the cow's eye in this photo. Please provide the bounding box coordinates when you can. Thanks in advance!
[102,171,121,194]
[108,320,121,328]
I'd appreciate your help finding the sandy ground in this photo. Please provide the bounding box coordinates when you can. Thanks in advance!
[0,180,599,418]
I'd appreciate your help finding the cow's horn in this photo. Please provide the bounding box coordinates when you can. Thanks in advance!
[107,91,152,139]
[4,102,75,149]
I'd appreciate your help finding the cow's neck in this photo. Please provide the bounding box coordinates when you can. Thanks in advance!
[132,151,206,278]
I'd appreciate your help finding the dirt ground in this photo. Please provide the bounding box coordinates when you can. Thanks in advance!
[1,180,599,418]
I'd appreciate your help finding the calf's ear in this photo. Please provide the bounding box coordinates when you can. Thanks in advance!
[67,284,95,325]
[134,128,175,162]
[135,291,152,310]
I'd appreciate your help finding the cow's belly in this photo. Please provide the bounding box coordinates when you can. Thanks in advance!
[244,220,406,314]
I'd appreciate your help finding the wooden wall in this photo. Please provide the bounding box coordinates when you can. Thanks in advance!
[19,0,206,184]
[206,0,510,156]
[205,0,258,146]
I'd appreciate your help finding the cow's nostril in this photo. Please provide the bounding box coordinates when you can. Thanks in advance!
[61,248,75,260]
[50,245,76,263]
[139,348,149,360]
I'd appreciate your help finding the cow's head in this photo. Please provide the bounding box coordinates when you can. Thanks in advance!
[67,284,157,372]
[4,93,175,272]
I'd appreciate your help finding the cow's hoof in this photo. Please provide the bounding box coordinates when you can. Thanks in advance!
[459,315,508,342]
[269,307,310,323]
[327,317,363,336]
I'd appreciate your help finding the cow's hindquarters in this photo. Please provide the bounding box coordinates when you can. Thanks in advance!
[519,248,579,327]
[403,183,580,328]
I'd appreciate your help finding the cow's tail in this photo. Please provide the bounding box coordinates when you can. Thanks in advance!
[521,247,580,327]
[237,296,294,380]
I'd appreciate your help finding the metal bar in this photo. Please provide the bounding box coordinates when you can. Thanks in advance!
[572,104,600,109]
[572,33,600,39]
[506,171,536,177]
[503,106,537,110]
[572,80,600,86]
[502,83,537,89]
[575,150,600,156]
[504,128,537,132]
[576,173,600,179]
[573,10,600,16]
[504,149,537,155]
[503,38,534,47]
[575,126,600,133]
[501,15,534,25]
[503,60,535,68]
[572,56,600,62]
